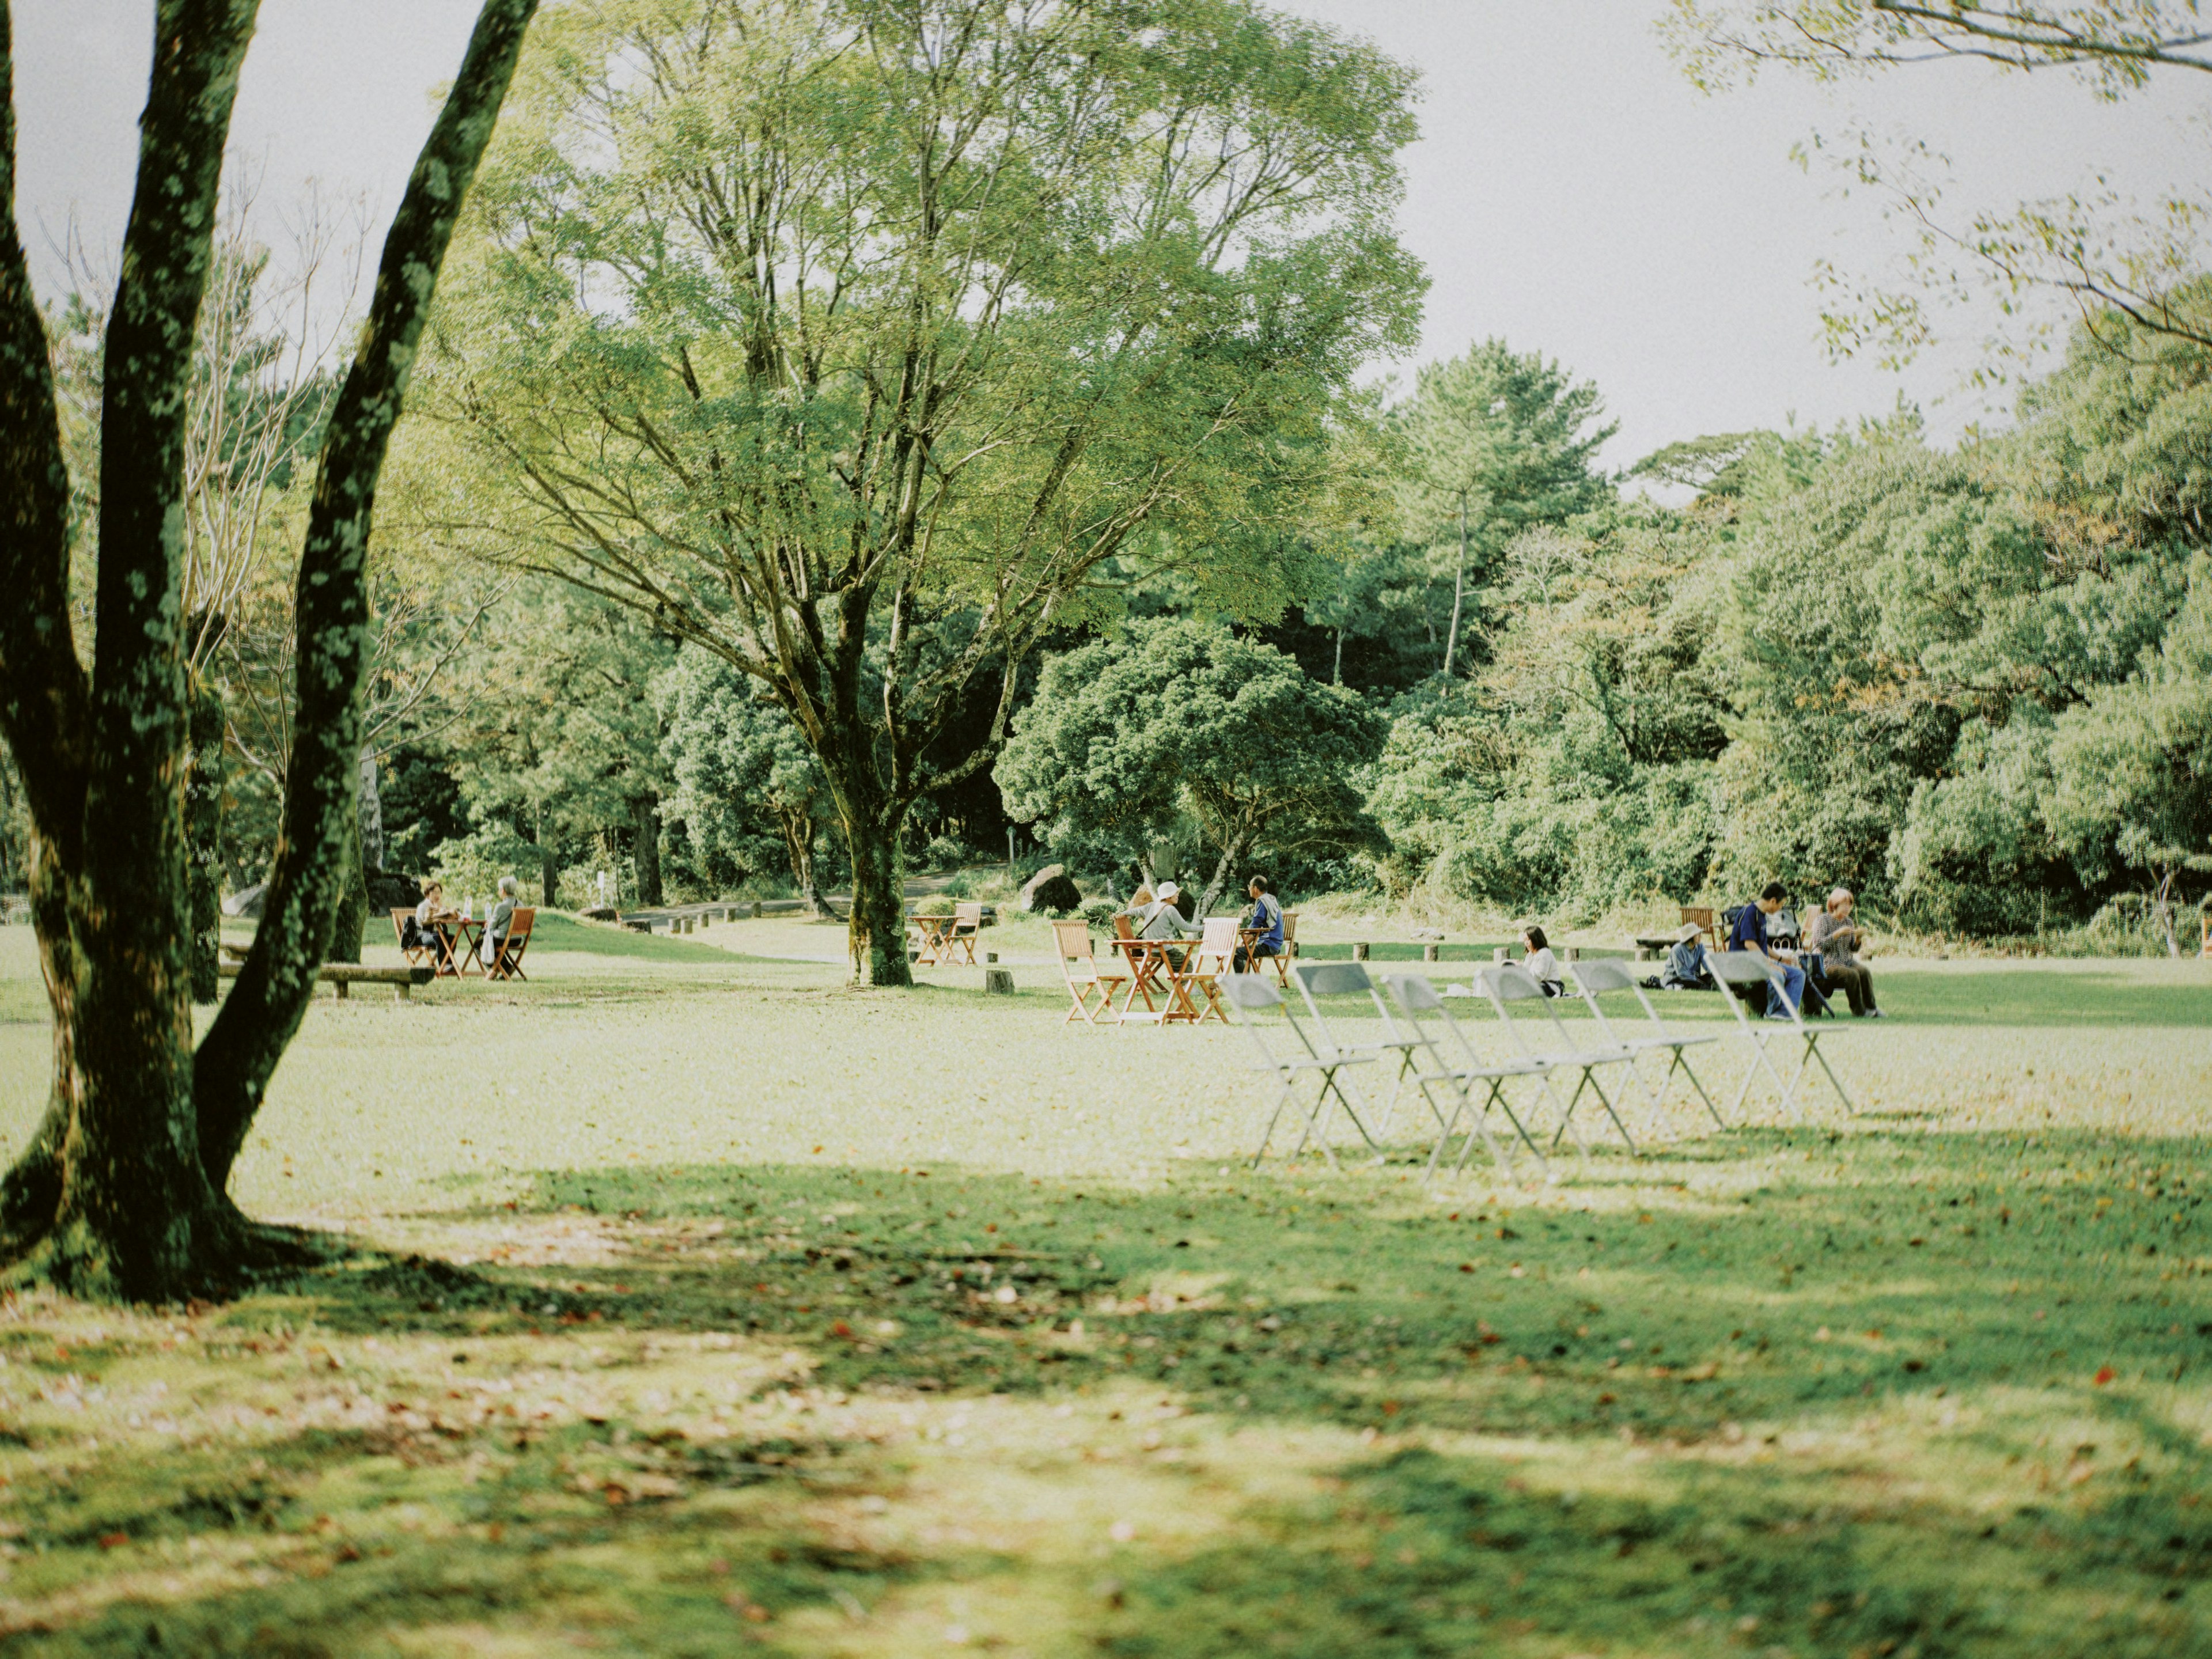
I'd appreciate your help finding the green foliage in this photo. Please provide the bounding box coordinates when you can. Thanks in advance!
[997,620,1387,910]
[428,822,542,904]
[1362,299,2212,936]
[423,0,1425,982]
[660,648,837,904]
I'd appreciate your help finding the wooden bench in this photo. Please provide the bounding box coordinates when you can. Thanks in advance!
[1633,935,1679,962]
[218,961,436,1001]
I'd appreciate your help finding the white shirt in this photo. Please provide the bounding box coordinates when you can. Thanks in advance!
[1523,946,1561,984]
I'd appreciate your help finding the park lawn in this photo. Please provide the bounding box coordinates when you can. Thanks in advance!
[0,921,2209,1656]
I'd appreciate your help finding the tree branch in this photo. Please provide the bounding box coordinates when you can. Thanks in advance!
[196,0,540,1191]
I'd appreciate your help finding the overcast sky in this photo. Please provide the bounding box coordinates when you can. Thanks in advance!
[14,1,2204,471]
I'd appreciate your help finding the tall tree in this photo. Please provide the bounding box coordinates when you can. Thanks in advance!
[1395,340,1614,679]
[422,0,1422,984]
[0,0,539,1299]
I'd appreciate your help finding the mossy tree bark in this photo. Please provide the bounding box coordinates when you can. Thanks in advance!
[327,806,366,965]
[0,0,540,1295]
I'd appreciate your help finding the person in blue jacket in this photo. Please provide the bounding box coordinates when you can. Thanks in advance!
[1234,876,1283,972]
[1728,881,1805,1019]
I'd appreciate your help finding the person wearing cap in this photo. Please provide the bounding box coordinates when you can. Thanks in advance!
[1660,922,1713,990]
[1131,880,1198,969]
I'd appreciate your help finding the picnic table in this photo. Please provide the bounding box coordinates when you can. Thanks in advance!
[909,902,983,965]
[1112,937,1203,1024]
[910,912,957,963]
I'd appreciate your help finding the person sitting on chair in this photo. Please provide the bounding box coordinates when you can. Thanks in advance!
[1660,922,1713,990]
[480,876,520,968]
[1520,924,1566,997]
[1234,876,1283,972]
[1127,881,1197,969]
[1805,887,1884,1018]
[1727,881,1805,1020]
[406,880,450,961]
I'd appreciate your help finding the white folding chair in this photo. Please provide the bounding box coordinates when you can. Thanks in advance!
[1291,960,1425,1140]
[1223,972,1381,1168]
[1707,952,1854,1119]
[1568,957,1726,1132]
[1472,964,1642,1156]
[1380,972,1552,1180]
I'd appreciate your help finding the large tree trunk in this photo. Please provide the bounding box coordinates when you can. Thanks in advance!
[631,791,662,906]
[187,681,225,1003]
[0,0,263,1298]
[840,803,912,987]
[537,802,557,906]
[0,0,540,1290]
[328,805,366,964]
[190,0,543,1203]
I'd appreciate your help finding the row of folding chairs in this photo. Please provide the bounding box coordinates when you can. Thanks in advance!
[1224,952,1853,1177]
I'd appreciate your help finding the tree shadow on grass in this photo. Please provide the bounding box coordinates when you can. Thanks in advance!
[9,1123,2211,1654]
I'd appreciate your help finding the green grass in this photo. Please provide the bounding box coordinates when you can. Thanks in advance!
[0,921,2209,1656]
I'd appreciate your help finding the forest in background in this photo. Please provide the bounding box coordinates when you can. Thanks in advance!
[1,2,2206,961]
[5,283,2203,954]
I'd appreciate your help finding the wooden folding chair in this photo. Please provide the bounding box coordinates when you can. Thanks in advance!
[1680,906,1718,950]
[942,901,983,964]
[1110,912,1171,1022]
[1380,972,1552,1180]
[1052,921,1127,1026]
[392,908,434,970]
[1707,952,1854,1120]
[1474,964,1642,1156]
[1224,972,1381,1168]
[1569,957,1726,1133]
[1179,918,1239,1025]
[485,908,535,980]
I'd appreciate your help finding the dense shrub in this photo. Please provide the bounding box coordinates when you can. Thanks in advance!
[1028,873,1082,915]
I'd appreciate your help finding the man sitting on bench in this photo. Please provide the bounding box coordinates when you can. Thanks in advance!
[1727,882,1805,1021]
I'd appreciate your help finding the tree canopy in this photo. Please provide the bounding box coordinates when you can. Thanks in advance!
[417,0,1424,983]
[996,620,1387,914]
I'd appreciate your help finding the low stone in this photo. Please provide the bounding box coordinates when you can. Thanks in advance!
[1017,863,1067,912]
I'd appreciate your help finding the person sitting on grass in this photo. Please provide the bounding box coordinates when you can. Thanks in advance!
[1234,876,1283,972]
[1520,924,1565,997]
[480,876,520,968]
[1660,922,1713,990]
[1728,882,1805,1020]
[1805,887,1884,1018]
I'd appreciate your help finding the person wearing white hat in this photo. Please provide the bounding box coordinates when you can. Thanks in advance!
[1660,921,1713,990]
[1133,880,1198,968]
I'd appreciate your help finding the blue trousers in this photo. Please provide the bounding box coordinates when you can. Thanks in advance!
[1767,963,1805,1017]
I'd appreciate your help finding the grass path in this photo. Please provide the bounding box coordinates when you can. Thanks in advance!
[0,921,2208,1656]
